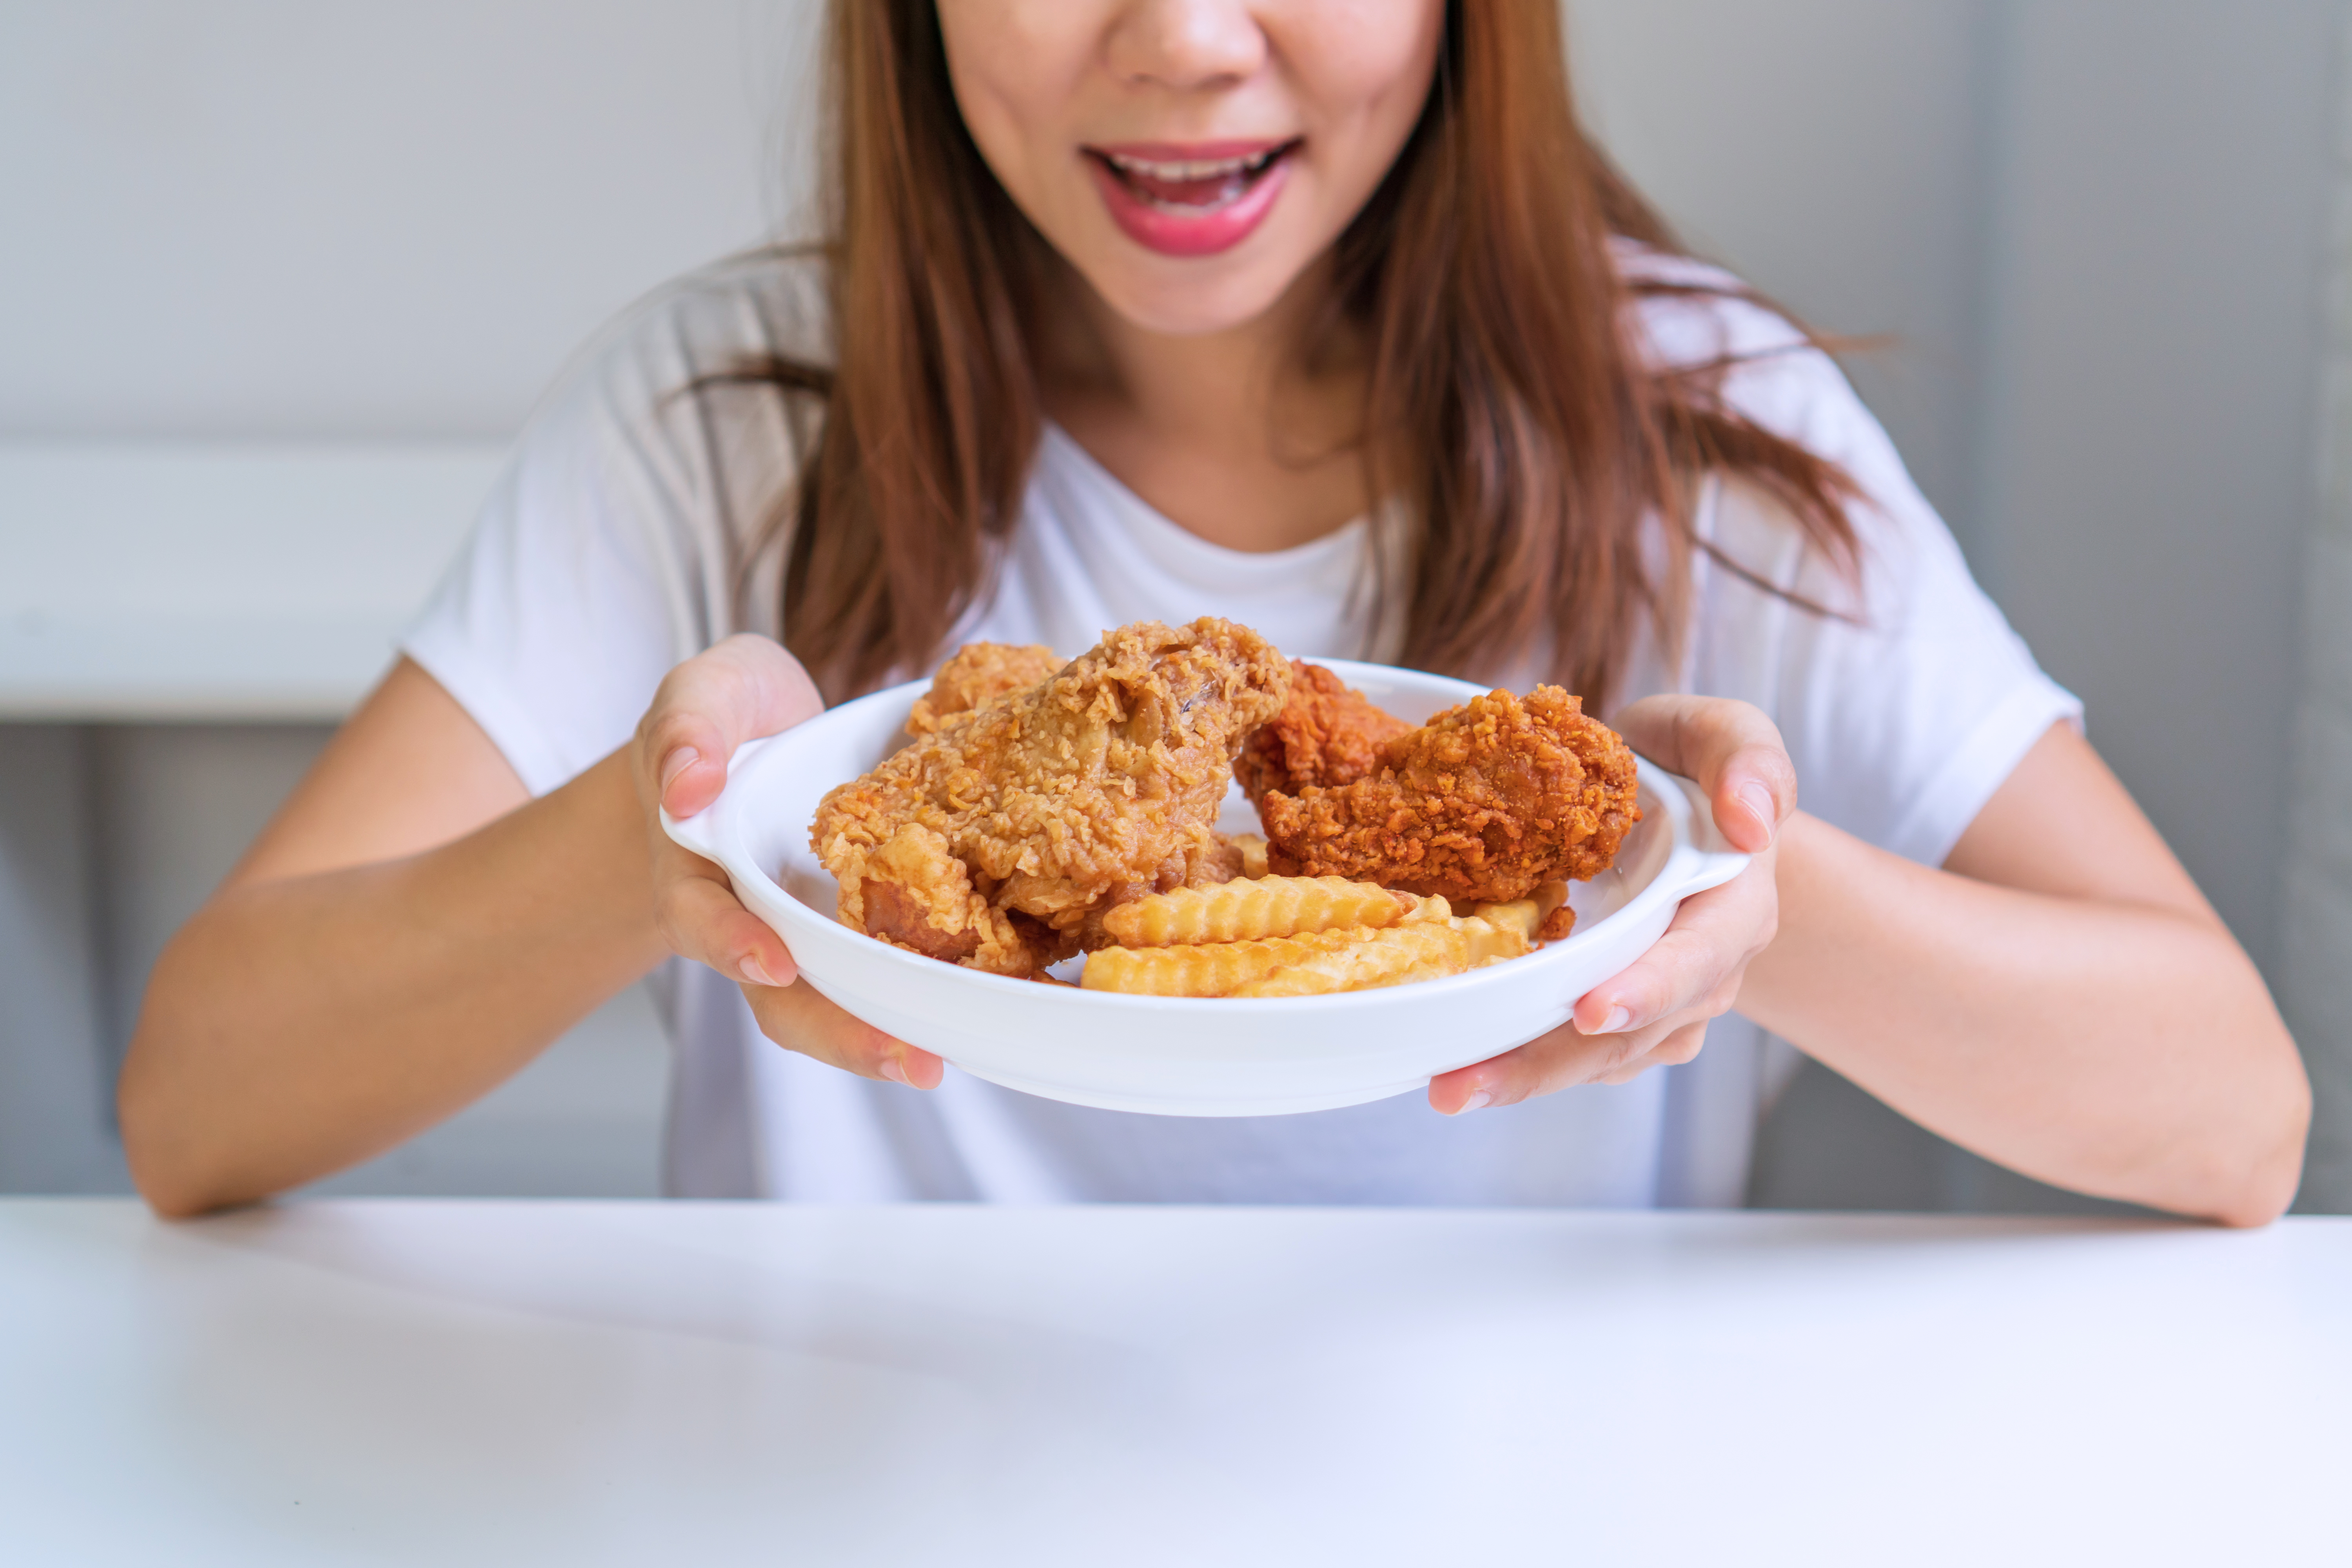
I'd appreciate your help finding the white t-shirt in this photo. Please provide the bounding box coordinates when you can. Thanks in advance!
[403,248,2079,1208]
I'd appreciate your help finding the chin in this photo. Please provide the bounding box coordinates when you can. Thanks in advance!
[1073,250,1318,339]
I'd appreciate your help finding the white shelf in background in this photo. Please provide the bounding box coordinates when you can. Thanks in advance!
[0,441,505,720]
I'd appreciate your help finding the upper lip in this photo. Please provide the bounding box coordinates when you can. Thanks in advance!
[1085,138,1299,180]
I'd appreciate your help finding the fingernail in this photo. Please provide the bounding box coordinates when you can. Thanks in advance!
[738,954,774,988]
[1454,1087,1494,1115]
[1738,782,1776,840]
[660,746,700,795]
[1582,1005,1632,1036]
[877,1055,909,1087]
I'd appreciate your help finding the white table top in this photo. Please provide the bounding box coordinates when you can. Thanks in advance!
[5,1200,2346,1566]
[0,441,500,720]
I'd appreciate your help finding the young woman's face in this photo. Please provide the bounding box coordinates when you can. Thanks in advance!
[937,0,1446,338]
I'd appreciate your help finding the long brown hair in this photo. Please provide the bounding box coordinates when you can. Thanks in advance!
[730,0,1860,704]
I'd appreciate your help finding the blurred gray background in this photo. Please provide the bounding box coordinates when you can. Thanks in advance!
[3,0,2347,1211]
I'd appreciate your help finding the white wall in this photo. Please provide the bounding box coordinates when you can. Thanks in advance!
[1577,0,2339,980]
[0,1,816,1195]
[0,0,813,438]
[1972,1,2334,983]
[2282,7,2352,1210]
[1574,0,2343,1207]
[2,0,2342,1205]
[1572,0,1996,553]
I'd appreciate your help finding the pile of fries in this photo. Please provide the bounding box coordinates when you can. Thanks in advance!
[1080,867,1570,998]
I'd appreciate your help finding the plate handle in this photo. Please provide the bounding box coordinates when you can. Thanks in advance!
[1662,769,1754,899]
[659,804,722,861]
[658,732,785,862]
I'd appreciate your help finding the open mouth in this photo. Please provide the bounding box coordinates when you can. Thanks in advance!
[1081,138,1303,257]
[1086,140,1302,214]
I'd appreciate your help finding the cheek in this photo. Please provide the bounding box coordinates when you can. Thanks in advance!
[935,4,1097,216]
[1271,2,1443,215]
[1284,0,1443,134]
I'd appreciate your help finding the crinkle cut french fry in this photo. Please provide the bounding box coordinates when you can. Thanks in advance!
[1229,833,1271,880]
[1102,875,1412,947]
[1381,952,1515,989]
[1470,881,1568,942]
[1232,923,1468,996]
[1470,899,1538,940]
[1079,927,1375,997]
[1453,915,1531,965]
[1234,915,1531,998]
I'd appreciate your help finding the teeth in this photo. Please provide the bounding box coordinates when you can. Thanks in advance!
[1104,150,1276,182]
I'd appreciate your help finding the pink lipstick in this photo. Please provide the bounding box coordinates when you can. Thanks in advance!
[1083,138,1301,258]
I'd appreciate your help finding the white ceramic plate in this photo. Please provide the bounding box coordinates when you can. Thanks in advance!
[664,659,1749,1117]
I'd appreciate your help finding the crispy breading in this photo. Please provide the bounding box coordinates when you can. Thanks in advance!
[906,642,1062,735]
[1235,659,1414,806]
[811,618,1291,975]
[1260,686,1640,906]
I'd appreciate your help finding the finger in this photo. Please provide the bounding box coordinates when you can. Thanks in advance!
[1595,1020,1709,1086]
[638,635,825,819]
[1430,1011,1689,1110]
[655,850,798,987]
[1571,864,1775,1034]
[1609,694,1795,852]
[742,977,943,1089]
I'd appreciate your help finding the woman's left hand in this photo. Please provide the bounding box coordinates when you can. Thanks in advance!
[1427,695,1793,1114]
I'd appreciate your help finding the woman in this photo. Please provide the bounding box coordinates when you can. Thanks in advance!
[120,0,2307,1221]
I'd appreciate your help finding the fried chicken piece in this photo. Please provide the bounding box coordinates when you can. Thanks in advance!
[1235,660,1413,807]
[811,618,1292,975]
[1259,686,1640,906]
[906,642,1062,734]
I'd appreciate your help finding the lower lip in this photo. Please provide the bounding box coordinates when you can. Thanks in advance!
[1086,150,1294,258]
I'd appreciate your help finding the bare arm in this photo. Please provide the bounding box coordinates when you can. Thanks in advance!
[121,644,926,1218]
[1738,722,2308,1227]
[1435,707,2307,1227]
[117,659,664,1214]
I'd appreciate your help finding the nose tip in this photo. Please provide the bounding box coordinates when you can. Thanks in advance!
[1104,1,1268,91]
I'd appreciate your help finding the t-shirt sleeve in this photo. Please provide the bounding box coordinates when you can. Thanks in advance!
[1657,283,2082,867]
[399,266,807,796]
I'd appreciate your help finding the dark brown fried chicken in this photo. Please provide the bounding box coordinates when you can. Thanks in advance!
[1234,659,1414,807]
[905,642,1062,735]
[1259,685,1641,906]
[811,619,1291,975]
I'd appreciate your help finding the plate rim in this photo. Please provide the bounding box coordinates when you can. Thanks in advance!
[663,659,1748,1011]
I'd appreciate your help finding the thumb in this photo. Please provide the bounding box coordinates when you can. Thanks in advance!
[1610,694,1794,854]
[639,635,825,820]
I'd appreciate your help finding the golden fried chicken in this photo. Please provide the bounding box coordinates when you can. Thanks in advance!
[1234,659,1413,807]
[811,618,1291,975]
[905,642,1062,735]
[1259,686,1640,906]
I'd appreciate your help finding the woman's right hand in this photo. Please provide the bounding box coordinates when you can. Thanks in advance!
[630,634,944,1089]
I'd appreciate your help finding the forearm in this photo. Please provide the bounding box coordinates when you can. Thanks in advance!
[1738,813,2309,1225]
[119,748,667,1215]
